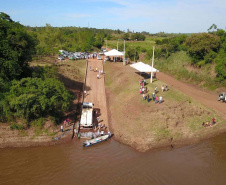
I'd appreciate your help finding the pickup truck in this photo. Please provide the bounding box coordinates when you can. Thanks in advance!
[218,92,226,102]
[80,102,94,128]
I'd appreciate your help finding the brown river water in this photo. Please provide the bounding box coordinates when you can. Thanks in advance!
[0,134,226,185]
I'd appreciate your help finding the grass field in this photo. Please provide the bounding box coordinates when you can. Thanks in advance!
[104,62,225,151]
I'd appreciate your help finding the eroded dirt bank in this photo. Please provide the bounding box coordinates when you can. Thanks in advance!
[105,62,226,152]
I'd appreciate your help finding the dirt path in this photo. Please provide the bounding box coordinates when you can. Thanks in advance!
[84,59,109,128]
[157,72,226,120]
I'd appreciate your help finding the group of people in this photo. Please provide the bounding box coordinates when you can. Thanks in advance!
[202,118,216,127]
[61,118,71,132]
[89,66,104,79]
[138,78,167,104]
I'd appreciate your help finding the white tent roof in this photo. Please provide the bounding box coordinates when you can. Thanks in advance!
[130,62,159,72]
[104,49,124,56]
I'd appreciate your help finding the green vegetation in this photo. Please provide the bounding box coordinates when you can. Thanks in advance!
[0,13,75,129]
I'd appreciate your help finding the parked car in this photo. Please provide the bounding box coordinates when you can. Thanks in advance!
[218,92,226,102]
[58,56,64,60]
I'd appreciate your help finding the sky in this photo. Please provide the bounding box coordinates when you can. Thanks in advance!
[1,0,226,33]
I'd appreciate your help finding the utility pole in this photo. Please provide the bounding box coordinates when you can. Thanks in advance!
[117,40,118,50]
[150,46,155,83]
[134,48,136,62]
[123,40,126,66]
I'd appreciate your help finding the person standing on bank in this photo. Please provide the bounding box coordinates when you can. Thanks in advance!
[61,125,63,132]
[147,94,150,102]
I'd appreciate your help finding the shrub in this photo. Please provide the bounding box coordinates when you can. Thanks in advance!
[10,123,24,130]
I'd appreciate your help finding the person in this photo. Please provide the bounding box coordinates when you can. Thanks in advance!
[143,93,146,100]
[165,84,168,91]
[84,90,87,96]
[101,130,104,136]
[108,130,111,137]
[97,117,100,123]
[96,67,98,72]
[141,83,143,88]
[147,94,150,102]
[66,118,70,124]
[97,74,99,79]
[155,86,157,94]
[162,85,165,92]
[155,96,158,103]
[74,128,77,137]
[61,125,63,132]
[144,78,146,86]
[64,120,67,127]
[139,88,142,94]
[159,96,163,104]
[212,118,216,125]
[152,93,155,101]
[142,87,145,94]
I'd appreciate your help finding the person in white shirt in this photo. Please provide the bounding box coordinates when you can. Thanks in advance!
[101,130,104,136]
[159,96,163,104]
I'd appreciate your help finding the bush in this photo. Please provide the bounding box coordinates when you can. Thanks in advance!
[10,123,24,130]
[30,118,45,129]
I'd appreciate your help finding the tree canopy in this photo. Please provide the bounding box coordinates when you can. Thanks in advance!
[0,12,37,81]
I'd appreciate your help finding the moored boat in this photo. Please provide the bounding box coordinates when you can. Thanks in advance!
[83,134,112,147]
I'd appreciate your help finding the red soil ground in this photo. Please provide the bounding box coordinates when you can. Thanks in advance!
[157,72,226,120]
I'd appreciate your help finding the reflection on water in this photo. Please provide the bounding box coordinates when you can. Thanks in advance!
[0,134,226,185]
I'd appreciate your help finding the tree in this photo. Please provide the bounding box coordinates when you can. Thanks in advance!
[123,33,130,41]
[185,33,220,64]
[0,12,37,81]
[4,78,75,121]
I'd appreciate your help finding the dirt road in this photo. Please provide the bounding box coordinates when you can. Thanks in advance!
[157,72,226,120]
[84,59,109,128]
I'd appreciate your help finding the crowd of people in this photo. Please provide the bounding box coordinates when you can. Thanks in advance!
[138,78,168,104]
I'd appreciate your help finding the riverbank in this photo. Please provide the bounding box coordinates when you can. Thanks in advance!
[1,57,226,152]
[0,57,86,148]
[105,62,226,152]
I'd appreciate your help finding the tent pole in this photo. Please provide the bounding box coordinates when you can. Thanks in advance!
[150,46,155,83]
[123,40,126,66]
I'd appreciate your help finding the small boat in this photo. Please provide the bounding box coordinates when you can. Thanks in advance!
[83,134,112,147]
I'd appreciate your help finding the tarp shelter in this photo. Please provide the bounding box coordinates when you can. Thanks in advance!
[130,62,159,72]
[104,49,124,56]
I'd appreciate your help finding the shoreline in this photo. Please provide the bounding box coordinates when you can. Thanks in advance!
[1,60,226,152]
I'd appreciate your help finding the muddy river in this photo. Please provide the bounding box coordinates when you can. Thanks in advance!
[0,134,226,185]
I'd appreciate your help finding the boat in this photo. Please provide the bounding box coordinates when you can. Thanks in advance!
[83,134,112,147]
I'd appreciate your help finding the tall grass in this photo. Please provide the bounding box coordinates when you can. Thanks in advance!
[154,51,219,90]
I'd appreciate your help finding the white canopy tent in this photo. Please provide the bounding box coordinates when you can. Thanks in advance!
[104,49,124,56]
[130,62,159,73]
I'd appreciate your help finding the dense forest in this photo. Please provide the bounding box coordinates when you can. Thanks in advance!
[0,12,226,129]
[0,13,75,128]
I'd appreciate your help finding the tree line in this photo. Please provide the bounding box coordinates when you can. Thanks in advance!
[147,25,226,87]
[0,13,74,128]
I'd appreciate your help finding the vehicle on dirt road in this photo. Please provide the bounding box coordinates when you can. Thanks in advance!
[218,92,226,102]
[80,102,94,129]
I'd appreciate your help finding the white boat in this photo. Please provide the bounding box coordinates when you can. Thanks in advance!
[83,134,112,147]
